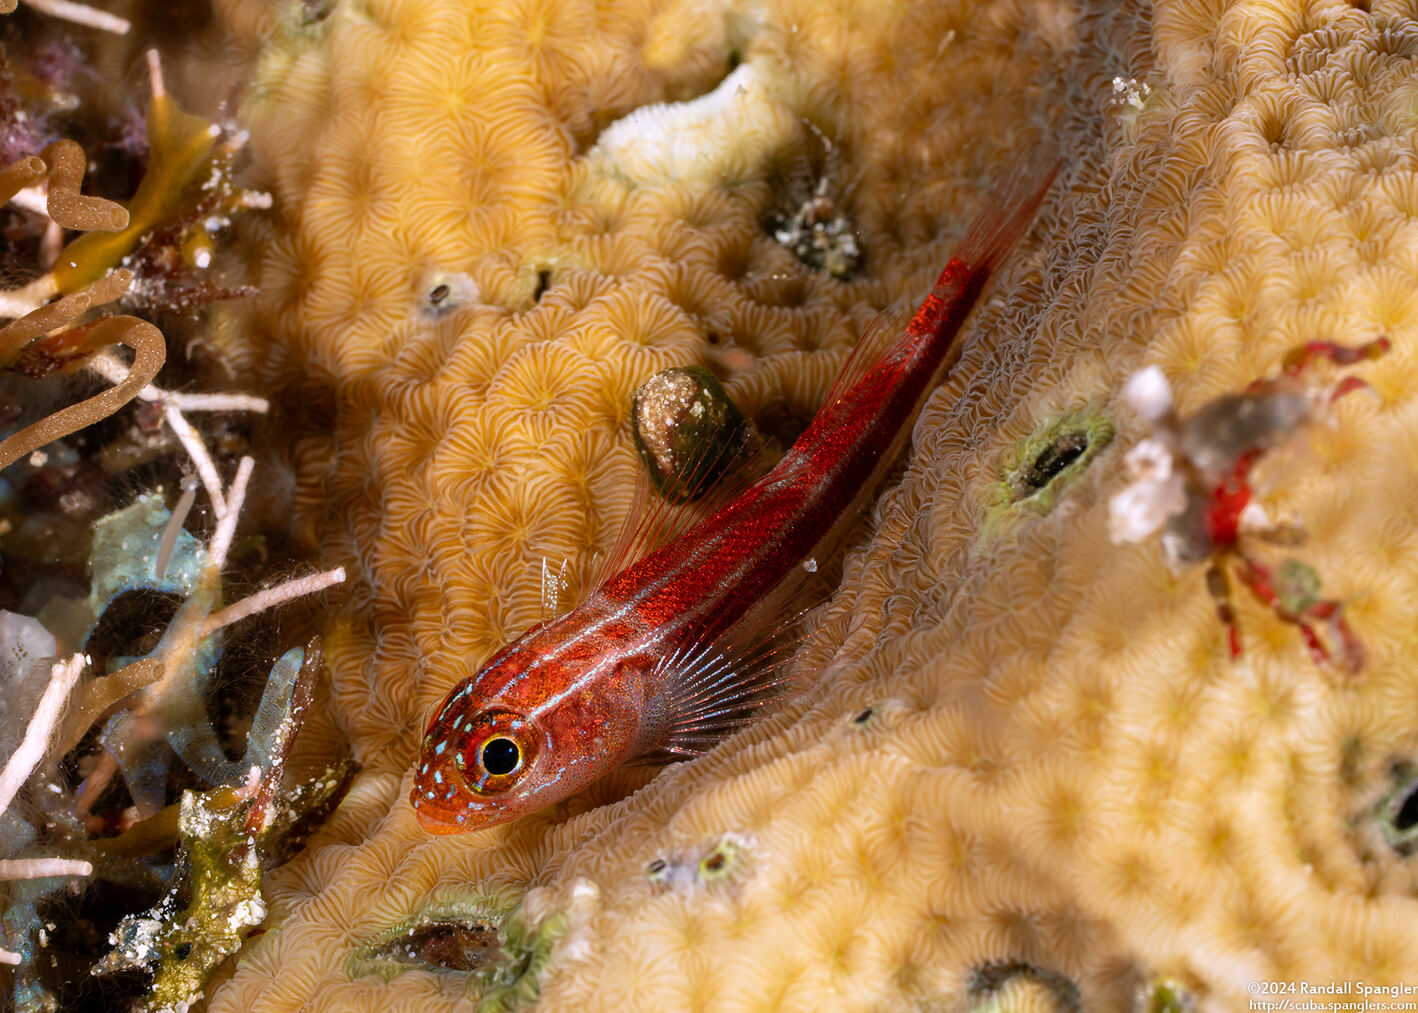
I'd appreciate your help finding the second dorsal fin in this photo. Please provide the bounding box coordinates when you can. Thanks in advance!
[586,300,914,594]
[819,301,913,411]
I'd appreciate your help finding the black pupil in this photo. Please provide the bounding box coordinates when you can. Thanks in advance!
[482,737,520,775]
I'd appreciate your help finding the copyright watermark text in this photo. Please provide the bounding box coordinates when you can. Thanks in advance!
[1247,981,1418,1011]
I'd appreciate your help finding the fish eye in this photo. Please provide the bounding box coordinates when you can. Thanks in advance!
[451,708,536,795]
[481,736,521,775]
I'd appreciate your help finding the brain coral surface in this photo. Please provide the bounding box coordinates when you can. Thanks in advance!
[211,0,1418,1008]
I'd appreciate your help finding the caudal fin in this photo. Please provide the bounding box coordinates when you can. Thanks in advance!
[951,148,1061,273]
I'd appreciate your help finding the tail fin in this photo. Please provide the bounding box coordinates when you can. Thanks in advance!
[951,149,1061,274]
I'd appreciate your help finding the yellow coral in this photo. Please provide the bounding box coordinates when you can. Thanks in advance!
[209,0,1418,1008]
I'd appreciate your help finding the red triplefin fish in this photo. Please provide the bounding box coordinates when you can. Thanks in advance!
[412,162,1058,833]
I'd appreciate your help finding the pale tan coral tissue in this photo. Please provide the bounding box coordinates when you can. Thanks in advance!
[207,0,1418,1008]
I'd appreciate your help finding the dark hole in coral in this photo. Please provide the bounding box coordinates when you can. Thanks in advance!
[1260,114,1290,149]
[173,942,192,961]
[717,244,750,280]
[754,402,813,453]
[853,707,874,725]
[428,283,451,306]
[1015,432,1089,498]
[702,851,727,873]
[1394,781,1418,832]
[727,48,742,71]
[85,588,184,675]
[705,331,721,345]
[1379,762,1418,854]
[745,270,809,308]
[400,921,502,972]
[969,960,1081,1011]
[532,269,551,303]
[301,0,334,24]
[646,858,667,876]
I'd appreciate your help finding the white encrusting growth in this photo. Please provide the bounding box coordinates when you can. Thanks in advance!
[590,63,798,187]
[20,0,130,34]
[0,858,93,879]
[86,353,271,415]
[0,654,84,816]
[202,568,347,637]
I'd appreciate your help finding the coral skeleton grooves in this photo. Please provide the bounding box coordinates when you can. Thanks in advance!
[210,0,1418,1009]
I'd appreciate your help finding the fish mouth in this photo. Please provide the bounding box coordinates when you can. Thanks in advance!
[410,793,468,835]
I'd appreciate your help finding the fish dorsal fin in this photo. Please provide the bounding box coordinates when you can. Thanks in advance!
[540,557,571,620]
[821,301,913,411]
[587,301,908,597]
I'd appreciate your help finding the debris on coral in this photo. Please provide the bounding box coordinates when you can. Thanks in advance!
[769,179,861,280]
[350,889,566,1013]
[0,11,350,1012]
[92,641,355,1013]
[1109,338,1389,670]
[630,364,757,502]
[1110,75,1153,113]
[763,122,863,280]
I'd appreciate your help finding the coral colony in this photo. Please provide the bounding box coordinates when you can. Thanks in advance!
[7,0,1418,1010]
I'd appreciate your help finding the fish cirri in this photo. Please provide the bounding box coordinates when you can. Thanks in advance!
[412,162,1058,833]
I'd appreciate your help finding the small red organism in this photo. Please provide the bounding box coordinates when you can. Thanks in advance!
[1109,337,1389,674]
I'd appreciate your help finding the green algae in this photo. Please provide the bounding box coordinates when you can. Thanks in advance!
[92,643,353,1012]
[350,889,567,1013]
[982,409,1114,542]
